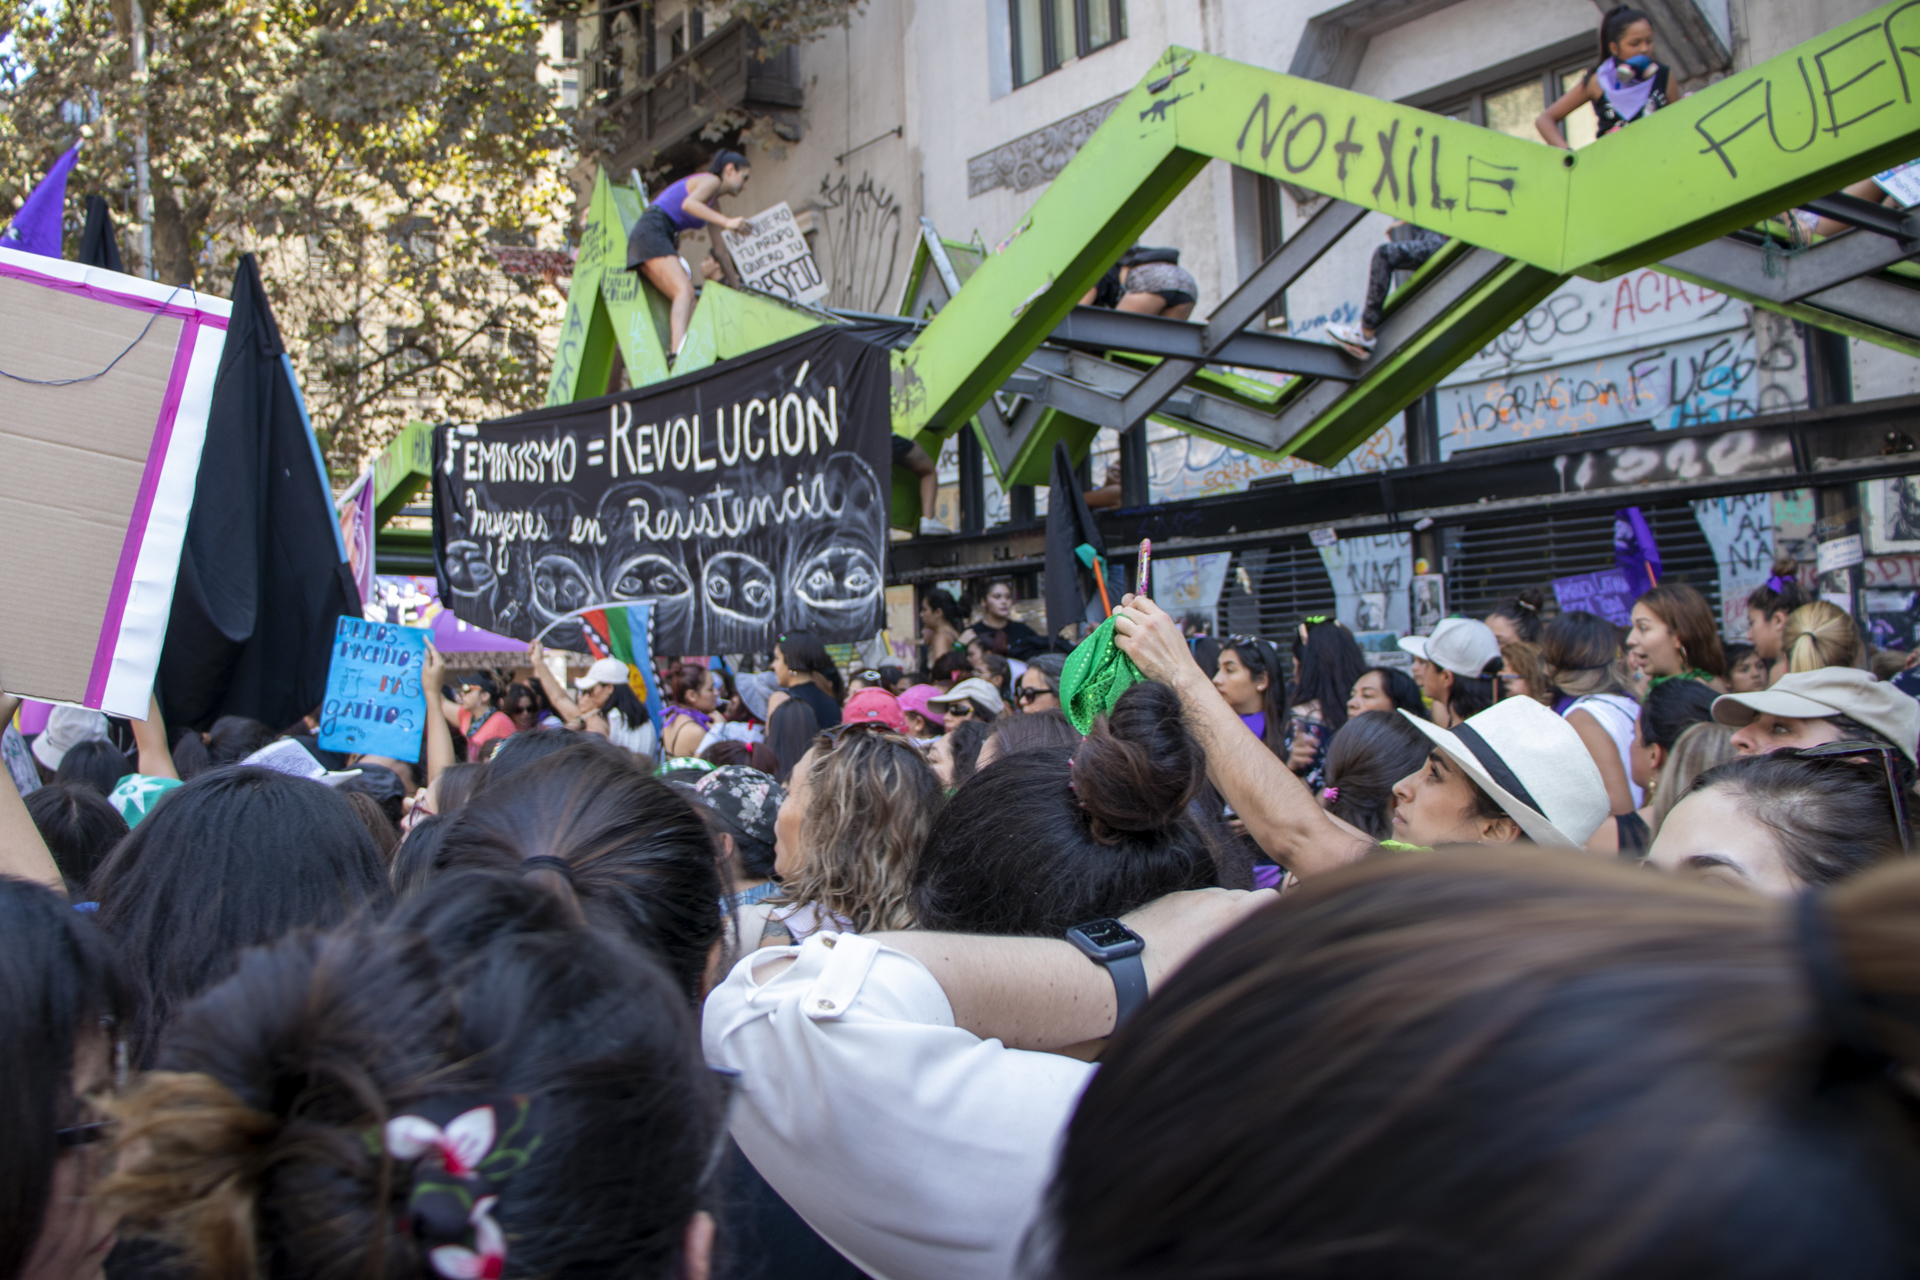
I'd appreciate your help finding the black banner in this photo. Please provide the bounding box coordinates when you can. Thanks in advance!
[433,329,891,654]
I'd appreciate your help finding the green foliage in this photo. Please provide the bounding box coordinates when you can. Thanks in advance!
[0,0,574,472]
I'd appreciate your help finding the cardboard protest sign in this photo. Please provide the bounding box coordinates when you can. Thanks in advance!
[1553,568,1636,627]
[721,202,828,304]
[0,247,230,717]
[317,618,428,762]
[433,328,892,654]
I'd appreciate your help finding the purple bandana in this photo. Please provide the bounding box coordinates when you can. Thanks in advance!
[1596,59,1656,124]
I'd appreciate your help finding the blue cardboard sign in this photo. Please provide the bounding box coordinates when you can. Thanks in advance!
[1553,568,1636,628]
[317,617,427,762]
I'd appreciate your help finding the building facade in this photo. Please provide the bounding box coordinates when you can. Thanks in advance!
[579,0,1920,653]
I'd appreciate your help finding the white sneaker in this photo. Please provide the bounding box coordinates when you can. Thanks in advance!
[1324,321,1375,359]
[918,517,954,537]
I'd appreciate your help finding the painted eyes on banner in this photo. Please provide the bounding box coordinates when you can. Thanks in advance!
[443,542,496,595]
[792,546,881,611]
[703,551,777,624]
[610,554,692,601]
[532,555,596,620]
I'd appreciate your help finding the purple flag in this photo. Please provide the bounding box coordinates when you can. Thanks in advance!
[1614,506,1663,598]
[2,146,81,259]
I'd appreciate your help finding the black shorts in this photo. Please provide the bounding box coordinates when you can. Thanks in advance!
[1153,289,1197,308]
[891,434,914,465]
[626,204,683,269]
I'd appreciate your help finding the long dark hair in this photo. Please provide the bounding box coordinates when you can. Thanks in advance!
[1359,665,1428,720]
[1323,711,1432,839]
[1638,676,1717,752]
[55,738,132,795]
[1447,658,1502,722]
[916,682,1220,934]
[754,699,821,785]
[1292,620,1368,733]
[1222,636,1290,757]
[777,630,844,701]
[709,148,749,174]
[0,877,130,1280]
[1039,851,1920,1279]
[1542,610,1637,700]
[101,871,720,1280]
[433,742,723,1000]
[923,587,965,631]
[90,766,392,1065]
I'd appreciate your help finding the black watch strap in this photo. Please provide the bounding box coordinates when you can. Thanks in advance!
[1106,950,1149,1030]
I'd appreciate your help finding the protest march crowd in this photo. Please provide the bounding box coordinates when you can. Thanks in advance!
[10,552,1920,1280]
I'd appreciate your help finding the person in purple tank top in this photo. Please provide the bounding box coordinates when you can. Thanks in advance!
[625,149,753,358]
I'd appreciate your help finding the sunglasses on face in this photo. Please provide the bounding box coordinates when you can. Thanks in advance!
[946,703,974,718]
[1017,686,1051,703]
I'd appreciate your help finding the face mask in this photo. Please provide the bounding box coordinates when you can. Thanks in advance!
[1618,53,1652,79]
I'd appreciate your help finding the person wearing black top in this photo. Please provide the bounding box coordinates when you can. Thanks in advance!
[771,632,843,728]
[958,580,1038,656]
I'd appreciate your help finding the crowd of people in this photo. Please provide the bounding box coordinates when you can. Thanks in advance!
[9,550,1920,1280]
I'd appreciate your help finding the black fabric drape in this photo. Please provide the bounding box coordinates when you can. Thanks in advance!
[1045,441,1104,645]
[76,196,125,273]
[157,255,357,732]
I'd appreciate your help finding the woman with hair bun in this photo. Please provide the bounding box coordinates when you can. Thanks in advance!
[1782,599,1863,674]
[101,871,723,1280]
[1485,586,1546,646]
[914,681,1223,935]
[1744,556,1809,685]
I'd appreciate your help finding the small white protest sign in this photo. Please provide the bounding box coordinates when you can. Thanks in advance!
[721,201,828,304]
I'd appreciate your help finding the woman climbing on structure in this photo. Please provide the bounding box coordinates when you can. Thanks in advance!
[626,150,753,359]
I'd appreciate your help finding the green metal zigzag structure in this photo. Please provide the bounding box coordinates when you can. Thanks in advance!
[410,1,1918,530]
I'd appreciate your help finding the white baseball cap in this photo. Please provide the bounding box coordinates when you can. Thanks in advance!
[1400,696,1610,848]
[576,657,632,689]
[31,705,110,771]
[927,677,1006,718]
[1712,668,1920,764]
[1399,617,1503,678]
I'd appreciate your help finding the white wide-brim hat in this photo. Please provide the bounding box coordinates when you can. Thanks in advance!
[1399,697,1609,848]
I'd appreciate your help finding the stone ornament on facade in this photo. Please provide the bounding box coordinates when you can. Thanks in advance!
[966,95,1125,197]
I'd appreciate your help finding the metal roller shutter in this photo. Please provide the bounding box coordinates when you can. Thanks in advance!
[1442,501,1723,626]
[1216,540,1340,642]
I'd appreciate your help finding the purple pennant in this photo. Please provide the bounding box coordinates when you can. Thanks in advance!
[2,145,81,259]
[1614,506,1663,598]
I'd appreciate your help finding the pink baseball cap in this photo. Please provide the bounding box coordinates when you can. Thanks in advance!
[896,683,940,723]
[842,688,909,733]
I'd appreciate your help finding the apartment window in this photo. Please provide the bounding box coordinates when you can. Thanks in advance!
[560,15,578,60]
[1254,175,1287,328]
[1429,51,1598,148]
[1011,0,1126,88]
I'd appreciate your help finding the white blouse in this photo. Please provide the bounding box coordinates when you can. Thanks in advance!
[702,933,1095,1280]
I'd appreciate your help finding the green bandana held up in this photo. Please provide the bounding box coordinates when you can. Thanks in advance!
[1059,613,1144,734]
[1647,669,1717,690]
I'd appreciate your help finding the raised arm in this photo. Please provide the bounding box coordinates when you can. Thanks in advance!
[1113,594,1374,876]
[421,644,454,786]
[131,693,179,780]
[0,694,65,892]
[527,640,582,721]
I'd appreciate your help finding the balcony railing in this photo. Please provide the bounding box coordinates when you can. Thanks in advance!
[607,18,802,176]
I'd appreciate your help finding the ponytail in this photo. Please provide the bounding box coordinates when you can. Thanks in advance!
[1597,5,1650,63]
[1783,600,1861,673]
[708,149,748,175]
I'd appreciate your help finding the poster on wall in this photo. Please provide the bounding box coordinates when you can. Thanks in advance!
[721,201,829,305]
[1410,574,1446,635]
[1863,477,1920,553]
[432,329,892,654]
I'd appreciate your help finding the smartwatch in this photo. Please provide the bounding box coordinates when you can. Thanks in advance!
[1066,918,1148,1031]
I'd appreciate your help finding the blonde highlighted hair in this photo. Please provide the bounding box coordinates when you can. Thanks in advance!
[777,726,942,932]
[1783,600,1862,673]
[1648,720,1737,835]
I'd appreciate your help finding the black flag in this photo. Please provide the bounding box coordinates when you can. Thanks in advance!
[76,196,125,273]
[157,255,359,731]
[1045,441,1104,645]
